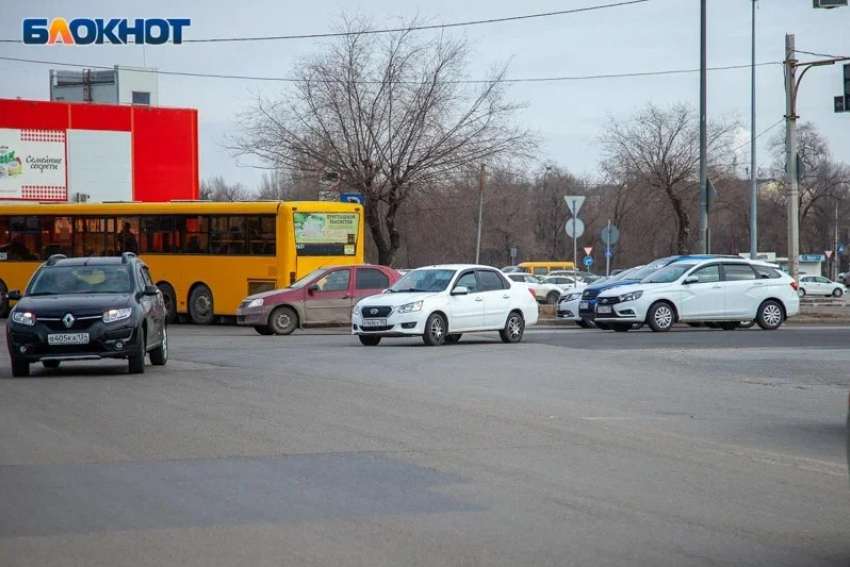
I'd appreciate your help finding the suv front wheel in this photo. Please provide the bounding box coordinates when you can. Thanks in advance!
[11,360,29,378]
[128,328,146,374]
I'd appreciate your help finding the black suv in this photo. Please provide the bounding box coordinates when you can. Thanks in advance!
[6,253,168,377]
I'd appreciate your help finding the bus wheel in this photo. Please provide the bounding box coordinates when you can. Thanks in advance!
[157,282,178,324]
[0,279,8,318]
[188,285,215,325]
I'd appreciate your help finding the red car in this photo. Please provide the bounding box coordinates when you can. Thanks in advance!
[236,265,401,335]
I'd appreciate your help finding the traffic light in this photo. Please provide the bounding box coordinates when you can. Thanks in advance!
[836,64,850,113]
[845,63,850,99]
[813,0,849,8]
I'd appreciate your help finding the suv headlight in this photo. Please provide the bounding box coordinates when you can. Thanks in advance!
[396,300,423,314]
[246,298,264,309]
[562,292,582,302]
[103,308,132,323]
[11,311,35,326]
[618,291,643,302]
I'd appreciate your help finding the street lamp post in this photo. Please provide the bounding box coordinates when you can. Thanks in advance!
[749,0,758,259]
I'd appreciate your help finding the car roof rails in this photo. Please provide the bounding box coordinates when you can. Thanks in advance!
[45,254,67,266]
[121,252,137,264]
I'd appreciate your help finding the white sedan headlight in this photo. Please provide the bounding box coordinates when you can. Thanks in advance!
[562,292,582,302]
[352,304,360,316]
[396,301,423,314]
[11,311,35,326]
[246,298,264,309]
[618,291,644,302]
[103,308,132,323]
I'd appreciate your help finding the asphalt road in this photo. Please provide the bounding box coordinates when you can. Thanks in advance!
[1,322,849,567]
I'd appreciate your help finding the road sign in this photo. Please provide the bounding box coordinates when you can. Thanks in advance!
[583,255,593,267]
[341,192,365,205]
[563,196,586,217]
[601,224,620,245]
[564,218,584,239]
[583,247,593,256]
[825,250,834,259]
[840,245,846,254]
[510,247,517,258]
[605,248,613,258]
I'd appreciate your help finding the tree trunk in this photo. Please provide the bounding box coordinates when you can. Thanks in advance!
[364,198,394,266]
[664,185,690,255]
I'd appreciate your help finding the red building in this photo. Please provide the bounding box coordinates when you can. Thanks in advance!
[0,98,198,203]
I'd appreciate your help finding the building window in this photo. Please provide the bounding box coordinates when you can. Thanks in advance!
[131,91,151,105]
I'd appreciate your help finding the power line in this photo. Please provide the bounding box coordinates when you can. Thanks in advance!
[794,48,850,60]
[0,1,650,44]
[0,55,783,85]
[729,117,785,156]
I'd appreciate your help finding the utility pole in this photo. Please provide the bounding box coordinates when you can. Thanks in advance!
[834,201,839,281]
[605,219,611,277]
[698,0,709,254]
[783,33,850,281]
[475,163,485,264]
[749,0,758,259]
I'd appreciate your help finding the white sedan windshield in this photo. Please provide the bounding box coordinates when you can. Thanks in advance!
[390,269,456,293]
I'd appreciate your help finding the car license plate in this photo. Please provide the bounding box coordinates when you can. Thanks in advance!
[47,333,90,345]
[579,301,589,310]
[596,305,613,315]
[361,319,387,328]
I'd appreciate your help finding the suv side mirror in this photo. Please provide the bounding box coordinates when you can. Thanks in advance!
[143,285,159,296]
[6,290,21,301]
[683,275,699,285]
[451,286,469,296]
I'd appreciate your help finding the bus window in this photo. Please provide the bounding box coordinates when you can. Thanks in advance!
[179,215,210,254]
[116,217,140,255]
[39,216,72,259]
[141,216,178,253]
[74,217,107,257]
[211,216,246,255]
[0,217,8,260]
[9,216,40,261]
[247,215,275,256]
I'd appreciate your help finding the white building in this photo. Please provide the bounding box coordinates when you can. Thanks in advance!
[49,66,158,107]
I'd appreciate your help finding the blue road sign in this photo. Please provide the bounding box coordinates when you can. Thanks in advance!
[341,193,365,205]
[583,255,593,267]
[604,248,613,258]
[840,245,847,254]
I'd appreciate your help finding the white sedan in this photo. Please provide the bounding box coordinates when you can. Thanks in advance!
[594,258,800,332]
[505,273,564,304]
[541,275,587,292]
[798,275,846,298]
[352,264,540,346]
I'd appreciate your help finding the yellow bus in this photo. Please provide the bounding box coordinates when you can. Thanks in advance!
[0,201,364,323]
[516,261,576,276]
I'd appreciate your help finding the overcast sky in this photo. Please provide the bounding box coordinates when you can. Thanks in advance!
[1,0,848,191]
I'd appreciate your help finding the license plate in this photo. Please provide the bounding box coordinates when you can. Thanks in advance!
[596,305,613,314]
[579,301,589,310]
[361,319,387,328]
[47,333,90,345]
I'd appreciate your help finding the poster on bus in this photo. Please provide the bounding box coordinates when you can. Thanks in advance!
[293,212,359,256]
[0,128,67,201]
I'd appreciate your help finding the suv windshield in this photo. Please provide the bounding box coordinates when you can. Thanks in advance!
[626,257,681,281]
[389,269,456,292]
[642,263,697,284]
[28,265,134,295]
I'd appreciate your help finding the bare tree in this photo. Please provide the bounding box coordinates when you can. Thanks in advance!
[598,103,738,254]
[229,17,534,265]
[200,176,252,202]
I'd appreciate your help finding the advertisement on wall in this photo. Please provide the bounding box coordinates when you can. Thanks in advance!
[293,212,359,256]
[0,128,67,201]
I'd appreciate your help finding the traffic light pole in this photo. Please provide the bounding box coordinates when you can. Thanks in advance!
[783,33,850,282]
[698,0,709,254]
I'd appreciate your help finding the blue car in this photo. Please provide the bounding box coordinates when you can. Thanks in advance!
[577,255,724,329]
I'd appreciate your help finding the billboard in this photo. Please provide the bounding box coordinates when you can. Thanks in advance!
[293,212,358,256]
[0,128,67,201]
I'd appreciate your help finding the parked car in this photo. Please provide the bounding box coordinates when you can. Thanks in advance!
[797,275,846,298]
[505,273,565,304]
[5,253,168,377]
[541,275,586,292]
[559,266,644,328]
[236,265,401,335]
[352,264,539,346]
[501,266,523,273]
[594,258,800,332]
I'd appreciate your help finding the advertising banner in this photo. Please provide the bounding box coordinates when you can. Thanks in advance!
[293,212,359,256]
[0,128,67,201]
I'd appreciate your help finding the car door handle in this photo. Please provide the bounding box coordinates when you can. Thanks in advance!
[712,285,722,289]
[475,297,483,302]
[503,294,510,299]
[753,282,764,286]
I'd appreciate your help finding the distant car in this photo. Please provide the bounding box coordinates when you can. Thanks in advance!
[5,253,168,377]
[236,265,401,335]
[501,266,523,273]
[352,264,539,346]
[506,273,564,304]
[541,275,586,292]
[594,258,800,332]
[556,289,587,327]
[797,275,846,298]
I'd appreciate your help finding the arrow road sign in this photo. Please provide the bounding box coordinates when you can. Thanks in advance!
[565,218,584,239]
[563,196,586,217]
[605,248,613,258]
[840,245,846,254]
[601,224,620,245]
[583,247,593,256]
[583,255,594,267]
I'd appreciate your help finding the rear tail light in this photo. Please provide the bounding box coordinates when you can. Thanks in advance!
[790,281,799,291]
[528,288,536,299]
